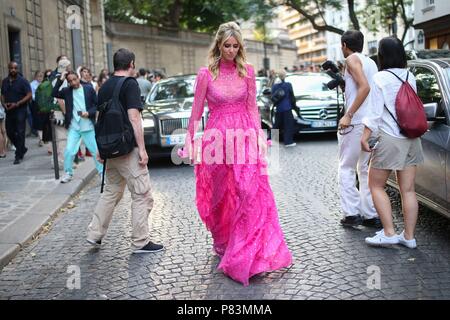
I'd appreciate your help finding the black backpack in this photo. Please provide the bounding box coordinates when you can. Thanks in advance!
[95,77,136,192]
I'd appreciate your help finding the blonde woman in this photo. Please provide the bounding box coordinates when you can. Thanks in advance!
[182,22,292,286]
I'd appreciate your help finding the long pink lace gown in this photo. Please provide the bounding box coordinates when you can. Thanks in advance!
[186,59,293,286]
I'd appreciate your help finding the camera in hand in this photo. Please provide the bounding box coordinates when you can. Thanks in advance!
[321,60,345,90]
[322,61,340,74]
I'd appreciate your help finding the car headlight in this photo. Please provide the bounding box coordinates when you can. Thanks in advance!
[143,118,155,128]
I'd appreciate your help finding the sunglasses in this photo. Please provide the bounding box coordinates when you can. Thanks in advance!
[338,125,355,135]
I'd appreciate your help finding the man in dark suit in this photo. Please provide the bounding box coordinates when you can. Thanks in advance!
[271,70,296,147]
[52,71,103,183]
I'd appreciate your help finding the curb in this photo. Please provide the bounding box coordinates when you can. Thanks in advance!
[0,162,97,271]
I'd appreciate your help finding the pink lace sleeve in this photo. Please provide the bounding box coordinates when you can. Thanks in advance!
[187,67,209,144]
[246,64,261,130]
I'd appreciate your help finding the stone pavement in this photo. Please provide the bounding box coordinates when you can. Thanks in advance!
[0,135,96,269]
[0,134,449,300]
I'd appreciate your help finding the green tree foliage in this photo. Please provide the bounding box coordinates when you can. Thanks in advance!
[362,0,414,44]
[104,0,273,33]
[275,0,360,35]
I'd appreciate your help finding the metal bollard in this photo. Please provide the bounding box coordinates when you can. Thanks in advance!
[50,112,59,180]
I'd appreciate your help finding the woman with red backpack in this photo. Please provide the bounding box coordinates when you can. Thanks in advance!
[361,37,426,249]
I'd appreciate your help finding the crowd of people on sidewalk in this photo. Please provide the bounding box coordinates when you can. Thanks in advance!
[1,23,427,287]
[0,55,165,182]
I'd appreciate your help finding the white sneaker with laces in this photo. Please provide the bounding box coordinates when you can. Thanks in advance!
[60,173,73,183]
[398,231,417,249]
[365,229,399,247]
[285,143,297,148]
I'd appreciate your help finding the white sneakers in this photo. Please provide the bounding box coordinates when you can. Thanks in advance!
[398,231,417,249]
[285,143,297,148]
[365,229,417,249]
[365,229,399,246]
[60,173,73,183]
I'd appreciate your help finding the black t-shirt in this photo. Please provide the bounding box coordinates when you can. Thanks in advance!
[1,75,32,106]
[98,76,143,111]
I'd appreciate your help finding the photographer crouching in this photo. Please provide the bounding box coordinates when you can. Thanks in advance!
[51,71,103,183]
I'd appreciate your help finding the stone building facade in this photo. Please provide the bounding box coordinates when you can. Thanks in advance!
[0,0,107,80]
[1,0,297,80]
[105,22,298,77]
[414,0,450,50]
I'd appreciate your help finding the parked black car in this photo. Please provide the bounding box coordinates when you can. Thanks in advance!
[143,74,207,158]
[259,72,344,134]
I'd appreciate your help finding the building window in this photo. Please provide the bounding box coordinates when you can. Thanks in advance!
[417,31,424,45]
[368,40,378,55]
[425,0,434,6]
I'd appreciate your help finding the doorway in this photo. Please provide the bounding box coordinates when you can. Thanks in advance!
[8,27,22,73]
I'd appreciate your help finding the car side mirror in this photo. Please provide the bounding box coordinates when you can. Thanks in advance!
[262,88,271,96]
[424,102,446,122]
[424,102,438,121]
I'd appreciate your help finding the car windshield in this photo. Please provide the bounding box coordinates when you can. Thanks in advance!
[285,74,332,96]
[148,78,195,102]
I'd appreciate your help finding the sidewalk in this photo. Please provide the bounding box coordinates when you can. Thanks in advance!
[0,136,96,270]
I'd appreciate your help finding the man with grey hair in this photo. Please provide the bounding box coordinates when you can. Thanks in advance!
[271,70,296,147]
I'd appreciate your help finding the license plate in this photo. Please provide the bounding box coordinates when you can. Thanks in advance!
[311,120,336,128]
[162,135,186,146]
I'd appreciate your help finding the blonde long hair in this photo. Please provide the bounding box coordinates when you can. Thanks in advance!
[208,22,248,79]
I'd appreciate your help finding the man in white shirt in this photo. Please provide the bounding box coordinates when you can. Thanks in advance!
[137,68,152,102]
[338,30,380,228]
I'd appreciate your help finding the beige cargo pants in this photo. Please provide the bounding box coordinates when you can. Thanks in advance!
[87,148,154,249]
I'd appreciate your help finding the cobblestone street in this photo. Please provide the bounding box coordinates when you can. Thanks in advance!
[0,134,449,300]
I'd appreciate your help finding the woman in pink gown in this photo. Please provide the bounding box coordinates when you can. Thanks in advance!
[183,22,292,286]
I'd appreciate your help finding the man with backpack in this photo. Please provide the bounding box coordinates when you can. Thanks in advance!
[361,37,426,248]
[271,70,296,147]
[86,48,163,254]
[338,30,381,228]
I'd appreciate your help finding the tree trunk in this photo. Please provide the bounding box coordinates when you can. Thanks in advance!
[287,0,345,35]
[169,0,183,30]
[347,0,360,30]
[399,0,414,44]
[390,0,398,37]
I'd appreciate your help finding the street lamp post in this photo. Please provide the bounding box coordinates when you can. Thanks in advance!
[263,24,269,77]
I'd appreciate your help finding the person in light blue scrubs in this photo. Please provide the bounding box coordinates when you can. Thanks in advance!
[52,71,103,183]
